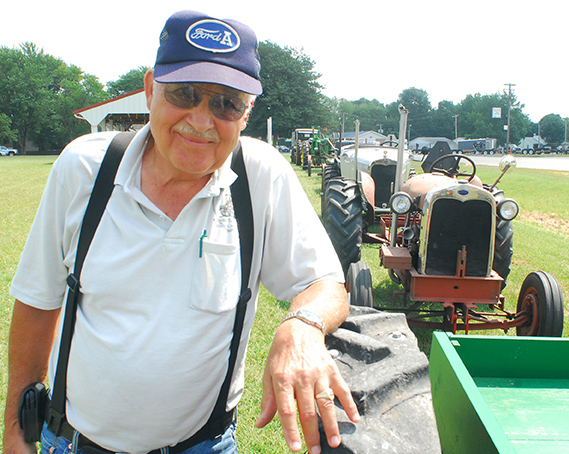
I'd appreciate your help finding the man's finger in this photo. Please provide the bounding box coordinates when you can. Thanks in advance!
[296,385,321,454]
[330,375,361,424]
[274,381,303,452]
[255,370,277,429]
[315,388,341,448]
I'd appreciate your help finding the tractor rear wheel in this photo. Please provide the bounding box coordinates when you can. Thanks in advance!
[324,177,363,276]
[346,262,373,307]
[516,271,564,337]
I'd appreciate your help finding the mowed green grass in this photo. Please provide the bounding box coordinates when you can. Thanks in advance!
[1,154,568,452]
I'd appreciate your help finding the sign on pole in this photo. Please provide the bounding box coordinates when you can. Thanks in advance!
[492,108,502,119]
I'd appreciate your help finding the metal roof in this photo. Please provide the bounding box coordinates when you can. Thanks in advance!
[73,89,149,133]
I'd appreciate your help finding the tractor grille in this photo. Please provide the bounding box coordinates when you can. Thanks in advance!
[425,198,492,276]
[371,164,396,209]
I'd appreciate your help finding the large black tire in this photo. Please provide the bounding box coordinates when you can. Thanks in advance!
[347,262,373,307]
[320,164,341,219]
[516,271,564,337]
[321,307,441,453]
[324,177,363,276]
[492,189,514,289]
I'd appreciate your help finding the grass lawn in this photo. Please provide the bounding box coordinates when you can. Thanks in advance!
[1,153,568,452]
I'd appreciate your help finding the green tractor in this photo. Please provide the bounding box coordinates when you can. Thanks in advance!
[290,127,336,176]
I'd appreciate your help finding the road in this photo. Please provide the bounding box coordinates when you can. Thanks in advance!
[468,154,569,171]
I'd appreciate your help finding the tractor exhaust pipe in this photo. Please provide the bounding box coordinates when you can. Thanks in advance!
[390,105,409,246]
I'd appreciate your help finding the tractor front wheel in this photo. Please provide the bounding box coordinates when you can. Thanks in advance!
[347,262,373,307]
[516,271,564,337]
[324,177,363,276]
[320,164,341,219]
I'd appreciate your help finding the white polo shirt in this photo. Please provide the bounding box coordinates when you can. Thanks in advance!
[10,124,343,454]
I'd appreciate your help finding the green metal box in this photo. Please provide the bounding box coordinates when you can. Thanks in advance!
[429,332,569,453]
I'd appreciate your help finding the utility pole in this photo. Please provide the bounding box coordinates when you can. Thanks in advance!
[453,114,459,144]
[505,83,516,152]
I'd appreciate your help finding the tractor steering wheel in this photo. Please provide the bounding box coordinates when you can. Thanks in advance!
[428,154,477,182]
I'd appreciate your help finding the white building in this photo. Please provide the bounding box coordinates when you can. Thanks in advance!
[73,89,149,133]
[519,135,545,150]
[335,130,389,145]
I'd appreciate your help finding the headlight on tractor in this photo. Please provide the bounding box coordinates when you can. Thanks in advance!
[497,198,519,221]
[389,192,413,215]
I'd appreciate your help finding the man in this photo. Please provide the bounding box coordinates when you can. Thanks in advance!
[4,10,360,454]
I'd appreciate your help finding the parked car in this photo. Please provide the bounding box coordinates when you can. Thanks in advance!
[0,145,18,156]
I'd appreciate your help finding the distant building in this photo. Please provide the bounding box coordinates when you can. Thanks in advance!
[519,135,546,150]
[330,130,388,145]
[73,89,149,133]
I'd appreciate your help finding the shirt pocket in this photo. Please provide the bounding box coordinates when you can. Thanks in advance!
[190,240,241,314]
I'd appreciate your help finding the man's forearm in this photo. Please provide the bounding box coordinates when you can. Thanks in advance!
[286,279,349,334]
[3,300,60,450]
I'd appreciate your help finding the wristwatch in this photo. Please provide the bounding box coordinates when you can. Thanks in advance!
[281,309,326,334]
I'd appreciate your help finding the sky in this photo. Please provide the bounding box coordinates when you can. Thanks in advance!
[3,0,568,124]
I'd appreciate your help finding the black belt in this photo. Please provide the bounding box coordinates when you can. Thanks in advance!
[53,409,235,454]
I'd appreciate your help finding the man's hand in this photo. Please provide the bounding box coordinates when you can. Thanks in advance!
[3,301,60,454]
[255,281,360,453]
[2,423,37,454]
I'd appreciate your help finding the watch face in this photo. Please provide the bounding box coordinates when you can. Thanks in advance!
[304,312,319,323]
[282,310,325,333]
[298,310,324,328]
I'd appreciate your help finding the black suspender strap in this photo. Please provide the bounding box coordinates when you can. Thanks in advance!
[210,142,254,418]
[185,142,254,447]
[47,132,135,435]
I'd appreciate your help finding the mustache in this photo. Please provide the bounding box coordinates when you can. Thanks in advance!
[173,124,220,142]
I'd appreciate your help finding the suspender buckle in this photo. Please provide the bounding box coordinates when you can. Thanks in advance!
[66,274,80,294]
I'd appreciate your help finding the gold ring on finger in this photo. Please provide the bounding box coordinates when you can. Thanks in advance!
[315,388,335,401]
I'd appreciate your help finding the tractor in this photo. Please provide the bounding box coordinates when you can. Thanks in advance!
[321,108,564,336]
[291,127,336,176]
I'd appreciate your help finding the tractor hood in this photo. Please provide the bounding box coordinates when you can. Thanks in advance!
[402,173,484,210]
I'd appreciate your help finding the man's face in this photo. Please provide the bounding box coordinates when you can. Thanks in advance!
[144,70,252,181]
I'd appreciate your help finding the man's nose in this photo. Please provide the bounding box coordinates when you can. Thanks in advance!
[184,95,215,131]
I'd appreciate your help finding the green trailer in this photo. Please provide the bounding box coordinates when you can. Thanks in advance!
[429,332,569,453]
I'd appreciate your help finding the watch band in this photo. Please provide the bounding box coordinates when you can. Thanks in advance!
[281,309,325,334]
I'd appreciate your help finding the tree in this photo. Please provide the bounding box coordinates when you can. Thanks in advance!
[430,100,458,139]
[454,92,531,145]
[337,98,388,133]
[0,43,108,153]
[398,88,432,139]
[107,66,150,98]
[0,113,17,145]
[539,114,566,145]
[245,41,333,139]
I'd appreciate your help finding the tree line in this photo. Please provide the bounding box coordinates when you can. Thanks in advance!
[1,41,567,154]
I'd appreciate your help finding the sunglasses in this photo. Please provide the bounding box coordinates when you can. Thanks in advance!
[162,83,249,122]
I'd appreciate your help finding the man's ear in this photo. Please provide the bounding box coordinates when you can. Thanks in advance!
[240,100,255,131]
[144,69,155,110]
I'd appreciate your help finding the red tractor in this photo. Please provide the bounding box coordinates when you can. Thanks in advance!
[322,111,564,336]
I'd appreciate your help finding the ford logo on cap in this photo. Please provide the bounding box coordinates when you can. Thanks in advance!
[186,19,240,53]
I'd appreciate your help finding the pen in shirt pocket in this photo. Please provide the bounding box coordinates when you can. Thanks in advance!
[199,230,207,258]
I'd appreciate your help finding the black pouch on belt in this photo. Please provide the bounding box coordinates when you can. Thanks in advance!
[18,382,49,443]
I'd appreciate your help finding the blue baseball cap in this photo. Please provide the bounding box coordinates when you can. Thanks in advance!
[154,10,263,95]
